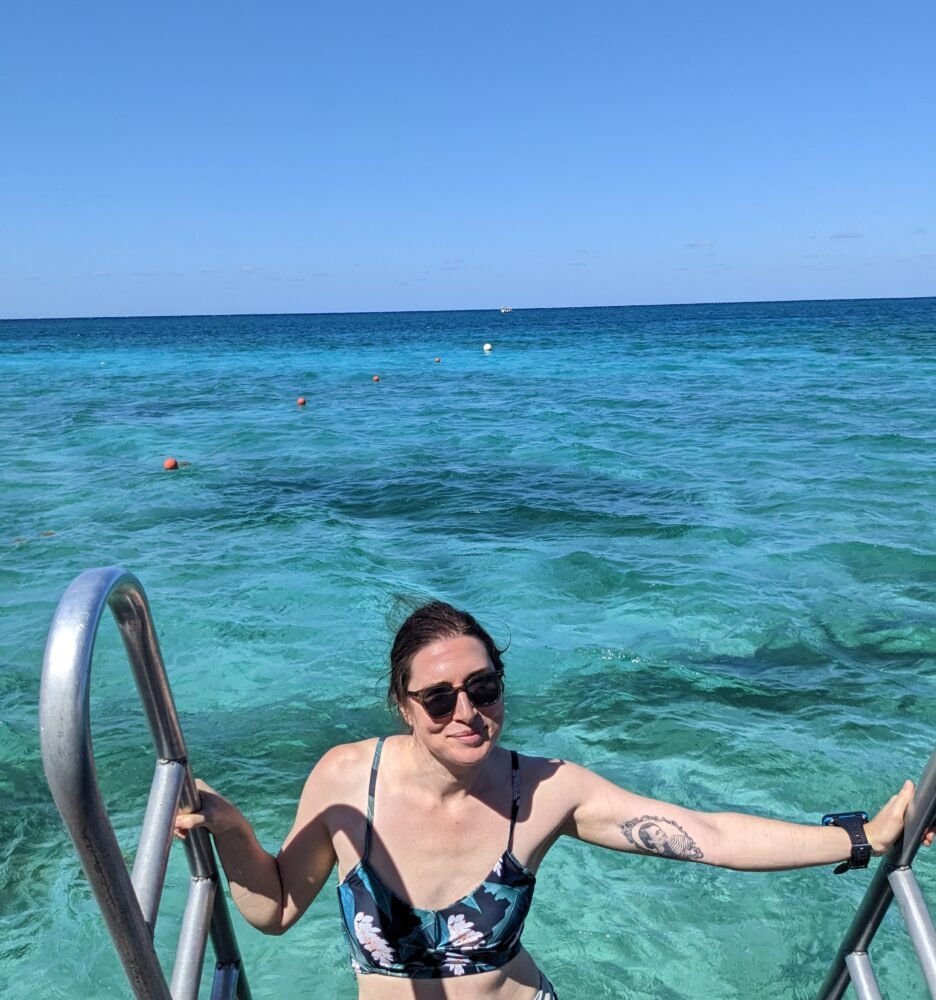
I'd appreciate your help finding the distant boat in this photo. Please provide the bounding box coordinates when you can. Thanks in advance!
[500,307,513,314]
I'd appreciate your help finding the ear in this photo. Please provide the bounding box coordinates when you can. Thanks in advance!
[396,697,414,730]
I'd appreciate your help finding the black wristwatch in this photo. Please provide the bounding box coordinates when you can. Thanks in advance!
[822,811,871,874]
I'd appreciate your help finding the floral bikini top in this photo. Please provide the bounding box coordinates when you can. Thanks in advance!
[337,737,536,979]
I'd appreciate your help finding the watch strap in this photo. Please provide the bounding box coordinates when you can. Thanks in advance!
[822,811,871,874]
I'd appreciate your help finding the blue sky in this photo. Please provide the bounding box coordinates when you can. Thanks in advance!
[2,0,933,318]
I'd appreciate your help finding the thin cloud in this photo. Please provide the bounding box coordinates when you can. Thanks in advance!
[441,257,463,271]
[912,227,927,235]
[830,232,863,240]
[238,264,261,273]
[575,249,590,255]
[686,241,714,249]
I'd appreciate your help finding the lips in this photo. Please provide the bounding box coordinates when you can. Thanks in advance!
[451,728,486,743]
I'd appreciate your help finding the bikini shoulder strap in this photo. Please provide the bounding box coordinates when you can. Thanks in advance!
[363,736,385,860]
[508,750,521,846]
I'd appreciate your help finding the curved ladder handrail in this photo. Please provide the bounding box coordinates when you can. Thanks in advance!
[39,567,251,1000]
[817,744,936,999]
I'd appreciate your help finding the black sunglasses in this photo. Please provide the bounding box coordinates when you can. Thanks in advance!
[406,671,504,720]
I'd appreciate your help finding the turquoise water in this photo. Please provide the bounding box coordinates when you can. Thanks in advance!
[2,299,935,998]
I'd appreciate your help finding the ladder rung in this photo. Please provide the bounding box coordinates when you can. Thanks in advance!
[132,759,187,932]
[172,876,218,1000]
[889,867,936,997]
[845,951,883,1000]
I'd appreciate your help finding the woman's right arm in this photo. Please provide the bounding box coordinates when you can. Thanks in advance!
[175,747,346,935]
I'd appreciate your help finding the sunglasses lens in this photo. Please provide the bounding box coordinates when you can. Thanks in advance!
[466,674,502,707]
[422,689,458,718]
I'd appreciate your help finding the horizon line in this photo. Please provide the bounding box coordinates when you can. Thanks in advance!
[2,293,934,324]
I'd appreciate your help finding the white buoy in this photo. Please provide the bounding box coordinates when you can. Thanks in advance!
[483,342,493,352]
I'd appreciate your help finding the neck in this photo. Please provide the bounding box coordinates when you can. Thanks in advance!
[402,734,499,799]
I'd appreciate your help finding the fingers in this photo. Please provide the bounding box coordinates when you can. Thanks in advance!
[175,776,244,840]
[175,812,206,831]
[866,780,921,855]
[887,780,935,849]
[174,811,204,841]
[892,781,915,827]
[886,780,915,819]
[175,780,211,843]
[886,780,914,809]
[174,777,236,841]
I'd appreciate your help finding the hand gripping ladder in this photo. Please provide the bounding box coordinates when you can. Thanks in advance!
[39,567,252,1000]
[817,743,936,999]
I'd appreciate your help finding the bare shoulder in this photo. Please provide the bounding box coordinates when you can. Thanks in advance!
[513,752,595,815]
[515,752,595,793]
[508,753,602,864]
[313,738,378,778]
[297,738,380,810]
[514,753,635,824]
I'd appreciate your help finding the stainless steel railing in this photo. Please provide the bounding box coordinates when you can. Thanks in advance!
[817,743,936,999]
[39,567,251,1000]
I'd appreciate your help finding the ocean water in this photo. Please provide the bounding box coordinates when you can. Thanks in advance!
[2,298,935,999]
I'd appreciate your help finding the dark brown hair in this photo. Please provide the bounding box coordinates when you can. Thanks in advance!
[388,600,505,712]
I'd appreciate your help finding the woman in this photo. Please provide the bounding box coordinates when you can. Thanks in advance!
[175,601,925,999]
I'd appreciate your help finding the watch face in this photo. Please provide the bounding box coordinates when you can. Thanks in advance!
[822,811,869,827]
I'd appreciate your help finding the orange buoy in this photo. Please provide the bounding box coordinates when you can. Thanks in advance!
[434,357,441,363]
[372,375,380,382]
[163,457,179,471]
[297,396,306,406]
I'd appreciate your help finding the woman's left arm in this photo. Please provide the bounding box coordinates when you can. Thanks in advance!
[555,763,927,871]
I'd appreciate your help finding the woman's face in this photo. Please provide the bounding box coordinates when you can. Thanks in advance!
[401,635,504,764]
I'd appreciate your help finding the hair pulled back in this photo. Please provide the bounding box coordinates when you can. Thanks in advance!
[388,600,505,713]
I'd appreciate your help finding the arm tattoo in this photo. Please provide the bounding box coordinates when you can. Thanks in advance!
[619,815,704,861]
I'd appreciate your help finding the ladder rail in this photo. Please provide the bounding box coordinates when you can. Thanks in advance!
[817,743,936,999]
[39,566,251,1000]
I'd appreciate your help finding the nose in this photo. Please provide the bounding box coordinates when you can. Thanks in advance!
[452,687,477,720]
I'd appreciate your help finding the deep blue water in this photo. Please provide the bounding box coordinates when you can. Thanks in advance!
[2,298,935,997]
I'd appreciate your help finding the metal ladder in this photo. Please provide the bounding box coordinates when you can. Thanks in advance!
[38,566,936,1000]
[39,567,252,1000]
[817,743,936,999]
